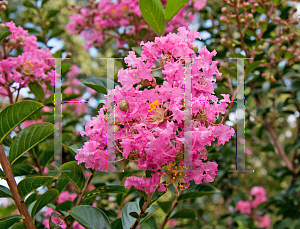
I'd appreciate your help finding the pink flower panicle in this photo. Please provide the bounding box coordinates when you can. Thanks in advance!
[0,22,55,97]
[235,186,270,228]
[67,0,207,51]
[76,27,235,194]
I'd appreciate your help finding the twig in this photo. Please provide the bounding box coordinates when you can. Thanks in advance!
[0,145,36,229]
[158,190,183,229]
[75,172,94,206]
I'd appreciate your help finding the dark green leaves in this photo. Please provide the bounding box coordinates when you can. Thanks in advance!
[0,215,24,228]
[8,123,58,165]
[60,161,85,192]
[81,78,114,94]
[139,0,165,35]
[0,101,43,143]
[157,201,172,213]
[121,200,158,229]
[31,189,59,218]
[177,184,220,202]
[17,176,57,199]
[69,205,111,229]
[0,185,12,198]
[164,0,189,21]
[0,27,12,42]
[170,208,197,219]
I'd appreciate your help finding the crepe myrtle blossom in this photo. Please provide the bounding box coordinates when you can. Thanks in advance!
[235,186,270,228]
[67,0,207,51]
[76,27,234,194]
[0,21,55,98]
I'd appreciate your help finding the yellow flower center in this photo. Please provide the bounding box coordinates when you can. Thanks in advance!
[148,100,159,112]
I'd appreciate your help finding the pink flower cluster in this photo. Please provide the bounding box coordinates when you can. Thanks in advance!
[235,186,270,228]
[76,27,234,194]
[42,191,84,229]
[66,0,207,50]
[0,21,55,98]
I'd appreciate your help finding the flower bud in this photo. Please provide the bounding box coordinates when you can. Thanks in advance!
[189,44,198,53]
[176,154,184,161]
[247,14,253,20]
[65,52,72,58]
[119,100,129,112]
[220,16,227,22]
[0,4,6,12]
[140,79,151,87]
[257,45,263,51]
[221,7,227,13]
[240,18,245,23]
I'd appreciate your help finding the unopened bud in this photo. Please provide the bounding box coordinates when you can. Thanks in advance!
[0,5,6,11]
[257,45,263,51]
[65,52,72,58]
[119,100,129,112]
[140,79,151,87]
[248,14,253,20]
[221,7,227,13]
[240,18,245,23]
[220,16,227,22]
[190,44,198,53]
[176,154,184,161]
[114,125,120,132]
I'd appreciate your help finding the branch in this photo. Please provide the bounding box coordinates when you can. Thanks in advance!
[75,172,94,206]
[158,190,183,229]
[0,145,36,229]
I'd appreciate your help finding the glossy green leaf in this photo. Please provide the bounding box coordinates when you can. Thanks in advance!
[0,185,12,198]
[0,101,43,144]
[0,215,24,228]
[83,185,127,201]
[69,205,111,229]
[245,61,261,76]
[11,222,26,229]
[56,175,70,193]
[80,78,114,94]
[28,81,45,101]
[157,201,172,213]
[177,184,220,202]
[0,27,12,42]
[17,176,57,199]
[11,164,38,177]
[111,218,122,229]
[8,123,58,165]
[121,200,158,229]
[60,161,85,192]
[31,189,59,218]
[170,208,197,219]
[164,0,188,21]
[139,0,165,34]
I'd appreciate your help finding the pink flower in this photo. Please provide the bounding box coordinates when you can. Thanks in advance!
[235,200,251,214]
[256,215,271,228]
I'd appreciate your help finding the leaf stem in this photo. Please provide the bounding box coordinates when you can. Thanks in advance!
[0,144,36,229]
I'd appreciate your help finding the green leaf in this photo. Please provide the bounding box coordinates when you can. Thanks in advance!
[23,1,36,8]
[256,6,266,14]
[121,200,158,229]
[246,61,261,76]
[170,208,197,219]
[138,0,165,34]
[177,184,220,202]
[28,81,45,102]
[111,218,122,229]
[8,123,58,165]
[47,9,60,19]
[129,212,140,219]
[25,192,37,209]
[284,51,293,60]
[56,175,70,193]
[31,189,59,218]
[41,0,50,6]
[157,201,172,213]
[17,176,57,199]
[0,185,12,198]
[0,215,24,228]
[0,27,12,42]
[56,200,74,213]
[69,205,111,229]
[49,28,64,38]
[11,164,39,177]
[0,101,43,144]
[83,185,127,201]
[11,222,26,229]
[228,53,246,58]
[80,78,115,94]
[60,161,85,192]
[164,0,188,21]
